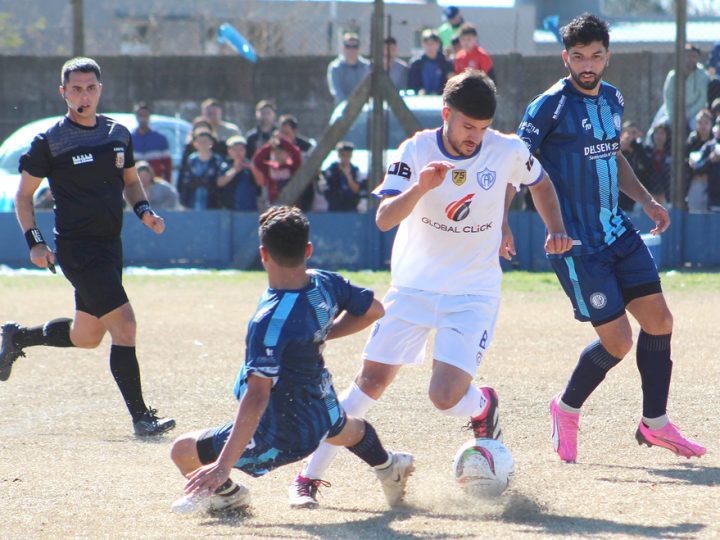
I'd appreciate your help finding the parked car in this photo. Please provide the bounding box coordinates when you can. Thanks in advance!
[321,94,444,185]
[0,113,192,211]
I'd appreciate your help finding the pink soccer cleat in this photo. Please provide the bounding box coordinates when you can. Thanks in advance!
[635,421,706,458]
[550,393,580,463]
[468,386,502,440]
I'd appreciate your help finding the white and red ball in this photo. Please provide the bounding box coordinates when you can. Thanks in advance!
[453,438,515,498]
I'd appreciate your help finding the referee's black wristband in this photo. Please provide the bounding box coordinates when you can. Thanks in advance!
[133,200,154,220]
[25,228,46,249]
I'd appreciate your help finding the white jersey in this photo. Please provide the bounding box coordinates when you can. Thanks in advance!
[373,128,544,296]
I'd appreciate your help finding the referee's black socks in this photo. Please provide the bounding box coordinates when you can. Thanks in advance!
[13,318,74,348]
[109,345,149,422]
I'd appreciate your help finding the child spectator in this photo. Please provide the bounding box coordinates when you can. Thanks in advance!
[179,129,227,210]
[322,141,366,212]
[217,135,259,211]
[252,135,302,205]
[136,161,181,211]
[408,29,454,96]
[453,23,495,82]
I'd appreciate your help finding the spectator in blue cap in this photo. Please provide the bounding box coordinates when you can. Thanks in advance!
[437,6,464,51]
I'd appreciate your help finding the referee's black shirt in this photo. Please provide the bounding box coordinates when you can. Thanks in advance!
[19,115,135,240]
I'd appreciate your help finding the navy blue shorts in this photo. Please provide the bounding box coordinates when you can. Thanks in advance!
[550,230,662,326]
[55,237,129,318]
[196,407,347,478]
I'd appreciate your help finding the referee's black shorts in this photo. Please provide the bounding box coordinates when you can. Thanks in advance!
[55,236,129,318]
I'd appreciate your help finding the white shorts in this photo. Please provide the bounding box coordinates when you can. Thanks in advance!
[362,287,500,376]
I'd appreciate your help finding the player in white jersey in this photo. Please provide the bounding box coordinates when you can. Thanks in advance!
[288,70,573,508]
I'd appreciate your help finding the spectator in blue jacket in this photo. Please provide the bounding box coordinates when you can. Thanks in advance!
[408,29,454,95]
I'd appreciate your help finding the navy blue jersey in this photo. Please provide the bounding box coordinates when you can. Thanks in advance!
[232,269,374,454]
[518,78,633,256]
[19,115,135,240]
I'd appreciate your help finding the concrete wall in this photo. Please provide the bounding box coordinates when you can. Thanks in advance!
[0,51,676,145]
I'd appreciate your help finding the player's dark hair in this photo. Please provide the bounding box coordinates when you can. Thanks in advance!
[442,69,496,120]
[134,102,150,114]
[560,13,610,50]
[61,57,101,85]
[259,206,309,267]
[201,98,220,110]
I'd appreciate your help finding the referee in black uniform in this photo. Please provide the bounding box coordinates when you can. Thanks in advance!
[0,57,175,436]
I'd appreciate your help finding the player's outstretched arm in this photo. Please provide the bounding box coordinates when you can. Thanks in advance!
[326,298,385,341]
[123,166,165,234]
[528,175,573,254]
[375,160,454,231]
[15,171,55,269]
[616,151,670,235]
[184,374,272,495]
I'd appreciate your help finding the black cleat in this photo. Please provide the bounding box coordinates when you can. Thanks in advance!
[133,407,176,436]
[0,322,25,382]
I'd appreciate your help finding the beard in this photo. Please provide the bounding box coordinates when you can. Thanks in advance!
[569,65,606,91]
[445,131,478,158]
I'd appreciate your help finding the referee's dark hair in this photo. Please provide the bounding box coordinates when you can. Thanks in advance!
[560,13,610,50]
[61,57,101,85]
[259,206,310,267]
[443,69,496,120]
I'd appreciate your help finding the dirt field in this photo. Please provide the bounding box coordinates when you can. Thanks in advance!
[1,271,718,539]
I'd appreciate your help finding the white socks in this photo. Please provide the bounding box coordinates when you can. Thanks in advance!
[438,385,487,418]
[303,383,377,479]
[643,414,669,430]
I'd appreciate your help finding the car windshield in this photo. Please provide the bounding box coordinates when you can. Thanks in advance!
[343,108,442,150]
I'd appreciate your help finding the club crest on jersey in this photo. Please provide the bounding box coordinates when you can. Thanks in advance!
[445,193,474,222]
[477,168,496,190]
[452,169,467,186]
[115,149,125,168]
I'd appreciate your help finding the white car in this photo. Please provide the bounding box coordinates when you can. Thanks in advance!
[0,113,191,211]
[321,94,444,183]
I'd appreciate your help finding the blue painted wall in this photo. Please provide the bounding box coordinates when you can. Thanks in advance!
[0,209,718,271]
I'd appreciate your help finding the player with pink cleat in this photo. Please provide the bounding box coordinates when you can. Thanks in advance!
[636,421,707,458]
[550,394,580,463]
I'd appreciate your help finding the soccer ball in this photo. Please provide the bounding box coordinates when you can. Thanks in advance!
[453,438,515,498]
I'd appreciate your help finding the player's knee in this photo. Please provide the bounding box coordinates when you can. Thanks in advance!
[650,310,673,335]
[605,335,633,359]
[355,372,391,397]
[428,387,462,411]
[71,330,104,349]
[112,318,137,344]
[170,435,197,466]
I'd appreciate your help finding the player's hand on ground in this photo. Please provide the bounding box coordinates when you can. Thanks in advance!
[544,232,573,254]
[418,161,454,192]
[499,221,516,261]
[642,200,670,235]
[142,212,165,234]
[184,462,230,496]
[29,243,55,269]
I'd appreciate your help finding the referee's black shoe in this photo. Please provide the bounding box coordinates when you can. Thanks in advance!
[133,407,176,437]
[0,322,26,382]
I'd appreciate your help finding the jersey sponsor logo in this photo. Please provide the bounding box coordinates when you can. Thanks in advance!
[387,161,411,179]
[115,149,125,168]
[525,155,535,172]
[589,292,607,309]
[445,193,474,222]
[519,121,540,135]
[584,141,620,160]
[452,169,467,186]
[615,89,624,107]
[581,118,593,131]
[72,153,94,165]
[477,168,496,190]
[552,95,567,120]
[421,216,492,234]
